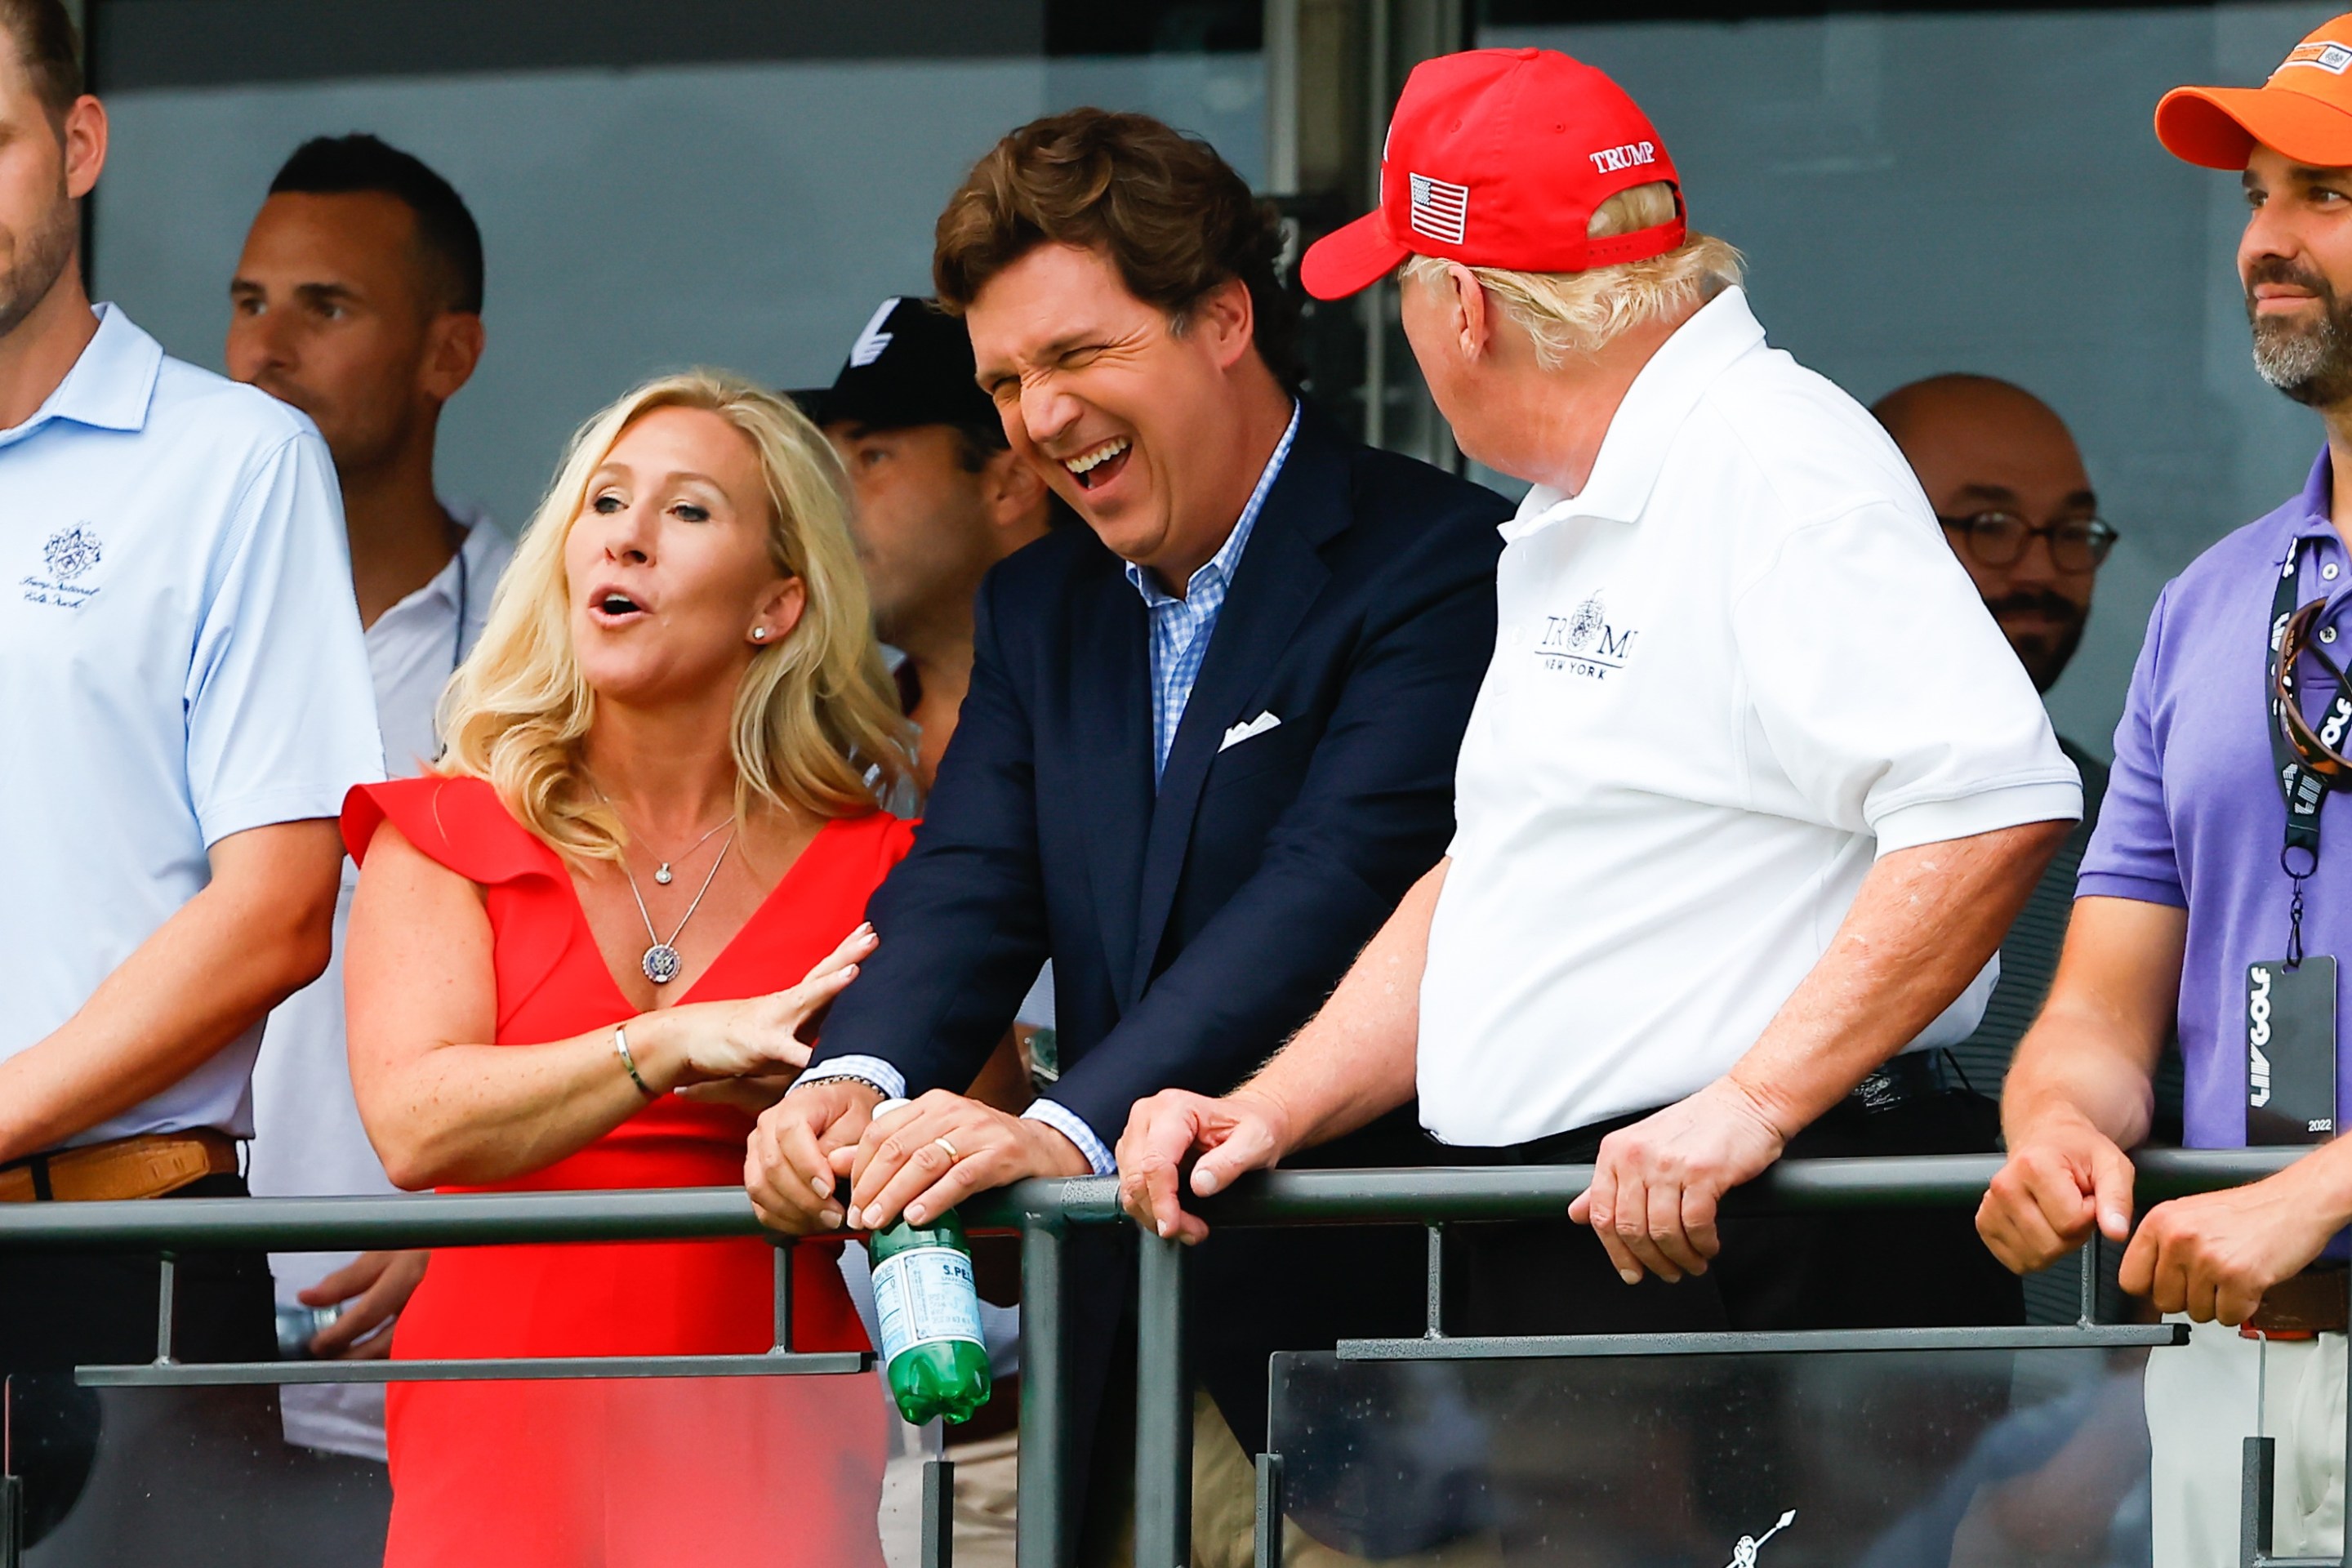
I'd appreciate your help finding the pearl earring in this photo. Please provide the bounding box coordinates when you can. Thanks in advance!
[752,627,768,641]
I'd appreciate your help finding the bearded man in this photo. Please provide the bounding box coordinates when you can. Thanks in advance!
[1872,376,2118,1100]
[1873,376,2112,699]
[0,0,381,1548]
[1978,16,2352,1565]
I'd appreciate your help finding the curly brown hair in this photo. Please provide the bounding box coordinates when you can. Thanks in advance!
[933,107,1298,387]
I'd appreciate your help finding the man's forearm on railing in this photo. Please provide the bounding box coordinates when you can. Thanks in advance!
[1998,897,2185,1155]
[1728,820,2070,1141]
[1238,859,1446,1158]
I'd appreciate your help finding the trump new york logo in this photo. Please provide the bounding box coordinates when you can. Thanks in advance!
[1408,172,1469,244]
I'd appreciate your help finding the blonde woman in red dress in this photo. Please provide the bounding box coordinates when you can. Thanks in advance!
[341,370,913,1566]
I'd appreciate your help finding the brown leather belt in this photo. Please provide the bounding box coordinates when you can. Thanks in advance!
[0,1129,239,1203]
[2245,1265,2350,1338]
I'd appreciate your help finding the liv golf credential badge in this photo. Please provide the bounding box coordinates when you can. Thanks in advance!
[2247,956,2336,1145]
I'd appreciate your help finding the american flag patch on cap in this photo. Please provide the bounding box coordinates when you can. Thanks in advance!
[1408,172,1469,244]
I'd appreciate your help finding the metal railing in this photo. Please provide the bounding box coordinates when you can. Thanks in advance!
[0,1146,2325,1568]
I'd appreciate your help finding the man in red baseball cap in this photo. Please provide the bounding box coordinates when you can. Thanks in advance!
[1297,46,1691,301]
[1975,17,2352,1568]
[1120,46,2079,1366]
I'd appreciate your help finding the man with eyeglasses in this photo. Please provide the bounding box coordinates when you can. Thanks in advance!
[1976,17,2352,1565]
[1876,375,2115,696]
[1874,375,2118,1103]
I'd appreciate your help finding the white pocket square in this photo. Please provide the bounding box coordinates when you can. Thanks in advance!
[1219,711,1282,752]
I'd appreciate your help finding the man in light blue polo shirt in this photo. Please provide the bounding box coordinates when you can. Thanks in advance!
[0,0,381,1546]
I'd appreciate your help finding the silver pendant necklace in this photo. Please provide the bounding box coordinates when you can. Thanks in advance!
[594,790,731,885]
[617,829,736,984]
[649,817,731,885]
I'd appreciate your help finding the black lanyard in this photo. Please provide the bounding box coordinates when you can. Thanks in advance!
[450,539,470,675]
[2268,541,2352,964]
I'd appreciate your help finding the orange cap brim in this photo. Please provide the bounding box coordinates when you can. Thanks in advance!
[1301,211,1411,301]
[2157,82,2352,170]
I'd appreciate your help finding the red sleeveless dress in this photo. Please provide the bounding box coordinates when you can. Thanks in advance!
[342,775,907,1568]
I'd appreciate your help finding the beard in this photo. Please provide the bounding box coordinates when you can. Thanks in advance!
[1984,587,2087,694]
[2247,256,2352,408]
[0,185,78,344]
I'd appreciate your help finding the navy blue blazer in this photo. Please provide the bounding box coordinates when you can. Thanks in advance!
[812,402,1508,1144]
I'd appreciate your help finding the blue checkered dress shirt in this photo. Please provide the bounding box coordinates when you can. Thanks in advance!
[1124,403,1300,782]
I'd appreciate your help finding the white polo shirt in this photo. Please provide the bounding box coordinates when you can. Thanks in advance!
[1417,287,2081,1148]
[248,507,507,1204]
[250,506,507,1460]
[0,305,383,1147]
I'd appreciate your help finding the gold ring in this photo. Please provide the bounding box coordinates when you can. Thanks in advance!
[933,1135,960,1163]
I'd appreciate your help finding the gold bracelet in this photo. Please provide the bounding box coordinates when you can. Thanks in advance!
[613,1025,657,1098]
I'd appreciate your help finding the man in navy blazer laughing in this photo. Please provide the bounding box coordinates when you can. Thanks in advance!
[746,108,1505,1538]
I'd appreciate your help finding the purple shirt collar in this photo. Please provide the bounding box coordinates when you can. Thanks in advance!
[2284,446,2342,554]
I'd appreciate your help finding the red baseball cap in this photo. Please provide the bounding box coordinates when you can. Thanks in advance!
[1300,47,1686,301]
[2157,13,2352,169]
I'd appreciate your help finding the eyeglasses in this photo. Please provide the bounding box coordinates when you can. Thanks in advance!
[1936,511,2119,572]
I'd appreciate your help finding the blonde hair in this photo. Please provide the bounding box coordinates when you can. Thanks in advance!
[1405,182,1745,368]
[438,369,911,864]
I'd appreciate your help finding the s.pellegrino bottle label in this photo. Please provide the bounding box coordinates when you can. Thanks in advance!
[872,1245,985,1363]
[860,1101,993,1424]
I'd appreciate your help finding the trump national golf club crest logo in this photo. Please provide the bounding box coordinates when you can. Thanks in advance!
[1535,590,1640,681]
[22,525,103,608]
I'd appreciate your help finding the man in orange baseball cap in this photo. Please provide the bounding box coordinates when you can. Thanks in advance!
[2158,19,2352,171]
[1976,19,2352,1568]
[2157,15,2352,411]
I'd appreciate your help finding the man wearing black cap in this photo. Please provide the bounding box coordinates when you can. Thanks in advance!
[798,296,1058,795]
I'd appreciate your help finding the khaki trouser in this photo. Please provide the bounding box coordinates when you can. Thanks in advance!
[947,1431,1019,1568]
[878,1429,1019,1568]
[2147,1318,2345,1568]
[1092,1389,1502,1568]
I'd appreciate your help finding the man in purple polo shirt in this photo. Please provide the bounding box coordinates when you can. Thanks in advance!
[1976,16,2352,1563]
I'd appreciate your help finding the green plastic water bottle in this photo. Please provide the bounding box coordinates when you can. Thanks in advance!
[864,1107,992,1424]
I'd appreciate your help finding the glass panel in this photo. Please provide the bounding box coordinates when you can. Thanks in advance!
[11,1383,390,1564]
[11,1365,908,1562]
[1270,1344,2170,1567]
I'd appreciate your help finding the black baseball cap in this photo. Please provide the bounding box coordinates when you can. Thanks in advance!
[791,296,999,433]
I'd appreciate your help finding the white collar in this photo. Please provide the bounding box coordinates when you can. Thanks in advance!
[378,500,497,625]
[1503,286,1767,542]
